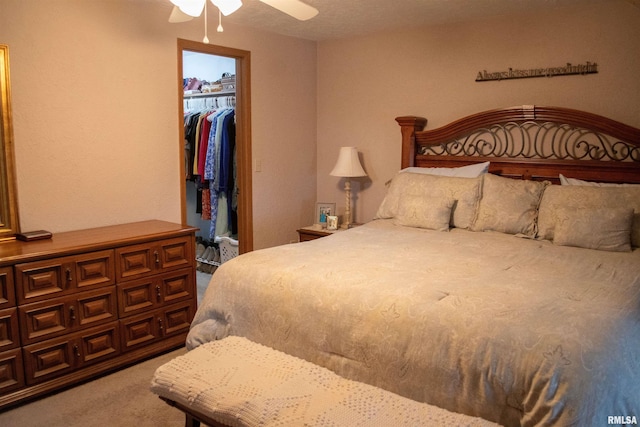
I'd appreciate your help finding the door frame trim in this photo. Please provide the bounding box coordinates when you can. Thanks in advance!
[177,39,253,254]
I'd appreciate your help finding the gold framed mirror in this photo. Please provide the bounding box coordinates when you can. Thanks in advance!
[0,44,20,240]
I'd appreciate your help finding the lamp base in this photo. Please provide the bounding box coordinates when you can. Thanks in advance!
[343,179,352,229]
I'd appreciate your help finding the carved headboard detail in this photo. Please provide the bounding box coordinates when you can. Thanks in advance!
[396,105,640,184]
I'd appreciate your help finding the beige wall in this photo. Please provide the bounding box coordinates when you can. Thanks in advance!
[0,0,317,249]
[2,0,639,249]
[317,1,640,225]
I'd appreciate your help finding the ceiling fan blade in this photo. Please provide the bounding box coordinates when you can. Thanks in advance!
[168,5,195,22]
[259,0,318,21]
[170,0,205,18]
[211,0,243,16]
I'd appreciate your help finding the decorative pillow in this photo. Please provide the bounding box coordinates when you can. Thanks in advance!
[395,196,454,231]
[471,174,549,236]
[375,173,482,229]
[400,161,490,178]
[559,174,640,187]
[538,185,640,247]
[553,206,633,252]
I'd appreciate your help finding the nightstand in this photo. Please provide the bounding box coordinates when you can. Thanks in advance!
[297,225,341,242]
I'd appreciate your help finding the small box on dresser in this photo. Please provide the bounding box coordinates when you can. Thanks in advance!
[0,220,197,409]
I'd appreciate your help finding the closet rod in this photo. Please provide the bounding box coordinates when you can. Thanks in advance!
[184,89,235,99]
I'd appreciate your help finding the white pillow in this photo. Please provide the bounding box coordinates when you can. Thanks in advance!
[538,185,640,247]
[395,196,454,231]
[559,174,639,187]
[553,206,633,252]
[375,173,482,229]
[400,161,489,178]
[471,174,549,237]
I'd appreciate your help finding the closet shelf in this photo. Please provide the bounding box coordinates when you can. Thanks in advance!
[184,89,235,99]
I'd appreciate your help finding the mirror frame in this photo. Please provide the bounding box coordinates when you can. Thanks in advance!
[0,44,20,240]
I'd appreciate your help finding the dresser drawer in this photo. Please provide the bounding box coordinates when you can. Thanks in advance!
[0,348,25,395]
[117,268,194,318]
[0,308,19,352]
[161,301,194,336]
[119,301,193,352]
[19,287,117,345]
[22,321,120,385]
[0,267,15,310]
[15,250,115,304]
[115,236,193,281]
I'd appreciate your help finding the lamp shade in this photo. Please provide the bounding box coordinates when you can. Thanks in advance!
[330,147,367,178]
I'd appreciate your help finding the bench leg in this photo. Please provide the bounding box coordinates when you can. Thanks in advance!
[185,413,201,427]
[159,395,229,427]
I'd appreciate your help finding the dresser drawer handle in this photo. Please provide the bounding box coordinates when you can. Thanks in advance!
[156,285,161,303]
[154,250,160,265]
[73,344,80,358]
[158,318,164,335]
[69,306,76,321]
[66,268,72,282]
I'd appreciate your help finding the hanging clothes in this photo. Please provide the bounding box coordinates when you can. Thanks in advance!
[183,87,237,241]
[204,108,234,239]
[213,110,236,238]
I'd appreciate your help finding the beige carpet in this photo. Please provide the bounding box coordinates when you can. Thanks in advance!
[0,347,188,427]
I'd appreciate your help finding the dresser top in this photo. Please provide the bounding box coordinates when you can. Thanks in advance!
[0,220,197,266]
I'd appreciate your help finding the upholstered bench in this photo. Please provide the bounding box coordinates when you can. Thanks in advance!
[150,336,501,427]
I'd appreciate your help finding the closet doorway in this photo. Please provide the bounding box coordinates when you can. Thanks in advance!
[177,39,253,255]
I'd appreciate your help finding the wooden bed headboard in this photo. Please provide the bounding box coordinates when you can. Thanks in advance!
[396,105,640,184]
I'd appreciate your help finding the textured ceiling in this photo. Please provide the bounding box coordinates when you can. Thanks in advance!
[156,0,633,41]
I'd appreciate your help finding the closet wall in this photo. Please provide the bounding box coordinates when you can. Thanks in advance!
[183,52,236,243]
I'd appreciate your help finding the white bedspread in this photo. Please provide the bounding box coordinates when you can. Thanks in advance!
[187,220,640,426]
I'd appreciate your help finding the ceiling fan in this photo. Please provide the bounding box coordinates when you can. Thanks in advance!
[168,0,319,23]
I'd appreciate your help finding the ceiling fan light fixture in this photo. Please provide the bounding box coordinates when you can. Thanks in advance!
[170,0,205,17]
[210,0,242,16]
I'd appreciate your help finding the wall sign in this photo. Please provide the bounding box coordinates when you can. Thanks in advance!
[476,62,598,82]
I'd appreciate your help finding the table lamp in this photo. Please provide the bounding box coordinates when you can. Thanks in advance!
[330,147,367,228]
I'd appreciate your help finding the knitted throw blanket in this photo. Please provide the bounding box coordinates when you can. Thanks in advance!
[151,336,499,426]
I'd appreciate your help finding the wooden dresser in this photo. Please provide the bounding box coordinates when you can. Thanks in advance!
[0,220,197,409]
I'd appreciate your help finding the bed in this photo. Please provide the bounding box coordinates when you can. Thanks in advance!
[186,105,640,426]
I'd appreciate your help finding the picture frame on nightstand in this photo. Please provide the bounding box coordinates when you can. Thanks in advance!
[315,202,336,227]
